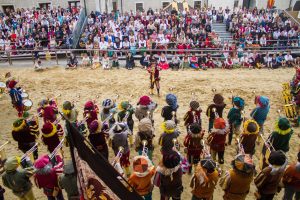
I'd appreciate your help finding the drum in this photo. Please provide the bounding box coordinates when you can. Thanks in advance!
[21,92,29,99]
[282,83,290,91]
[23,99,33,111]
[284,104,297,119]
[282,91,292,104]
[0,82,6,94]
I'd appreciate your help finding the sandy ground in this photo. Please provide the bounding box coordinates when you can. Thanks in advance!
[0,64,298,200]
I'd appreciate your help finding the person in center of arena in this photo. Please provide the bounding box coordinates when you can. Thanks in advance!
[147,60,161,96]
[206,94,226,132]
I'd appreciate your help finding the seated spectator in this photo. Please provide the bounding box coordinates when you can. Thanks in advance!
[140,52,150,68]
[285,51,295,67]
[67,53,78,69]
[92,54,101,69]
[112,53,119,68]
[264,53,272,69]
[271,54,279,69]
[170,54,181,70]
[81,53,90,67]
[181,53,190,70]
[158,53,169,70]
[125,52,135,70]
[102,53,110,70]
[276,52,286,67]
[190,54,199,69]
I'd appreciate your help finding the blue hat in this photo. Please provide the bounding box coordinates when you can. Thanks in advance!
[166,93,178,110]
[233,97,245,109]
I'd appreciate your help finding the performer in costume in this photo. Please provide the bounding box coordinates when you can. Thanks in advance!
[83,100,99,128]
[109,122,131,177]
[154,150,183,200]
[227,96,244,145]
[135,118,155,160]
[88,120,109,159]
[240,119,260,157]
[117,101,135,132]
[190,157,219,200]
[34,155,64,200]
[206,94,226,132]
[159,120,180,155]
[208,118,228,165]
[41,122,61,153]
[147,60,161,96]
[100,98,117,129]
[254,151,287,200]
[184,100,202,132]
[250,96,270,136]
[184,123,204,174]
[12,115,39,161]
[161,94,179,123]
[135,95,157,123]
[220,154,255,200]
[128,155,156,200]
[8,79,24,117]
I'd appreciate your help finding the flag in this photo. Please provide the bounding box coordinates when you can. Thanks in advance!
[66,120,143,200]
[267,0,275,9]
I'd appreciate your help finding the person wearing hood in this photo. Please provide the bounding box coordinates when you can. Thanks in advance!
[135,95,157,123]
[250,96,270,137]
[190,157,219,200]
[2,156,35,200]
[58,160,80,200]
[282,151,300,200]
[135,118,155,160]
[206,94,226,132]
[184,100,202,132]
[208,118,228,165]
[109,122,131,177]
[184,123,204,174]
[161,94,179,123]
[154,150,183,200]
[220,154,255,200]
[227,96,245,145]
[159,120,180,155]
[254,150,287,200]
[128,155,156,200]
[34,155,64,200]
[88,120,109,159]
[240,119,260,156]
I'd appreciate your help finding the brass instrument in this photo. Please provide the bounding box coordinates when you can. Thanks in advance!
[49,138,65,160]
[112,146,124,167]
[212,108,219,119]
[282,83,290,91]
[282,90,292,104]
[201,140,210,157]
[284,104,297,119]
[212,88,217,93]
[236,139,245,155]
[141,140,148,157]
[172,138,180,151]
[20,143,38,162]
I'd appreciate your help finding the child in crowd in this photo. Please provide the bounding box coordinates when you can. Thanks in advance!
[102,53,110,70]
[92,53,101,69]
[112,52,120,68]
[81,53,90,67]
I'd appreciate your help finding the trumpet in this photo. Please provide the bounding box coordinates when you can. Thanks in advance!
[236,138,245,155]
[77,115,90,127]
[0,141,10,151]
[277,109,282,117]
[112,146,124,166]
[192,111,199,123]
[259,133,275,153]
[20,143,38,162]
[212,88,217,93]
[103,113,113,124]
[49,138,65,160]
[147,110,151,119]
[201,140,211,157]
[172,111,176,122]
[141,140,148,157]
[212,107,219,119]
[172,138,180,151]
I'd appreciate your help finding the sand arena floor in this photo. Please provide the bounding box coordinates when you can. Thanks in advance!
[0,66,298,200]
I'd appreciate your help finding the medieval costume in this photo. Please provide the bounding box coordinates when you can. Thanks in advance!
[148,61,161,96]
[159,120,180,155]
[117,101,135,132]
[240,119,259,156]
[184,101,202,132]
[62,101,86,135]
[161,94,179,123]
[227,97,244,145]
[41,122,61,153]
[206,94,226,132]
[154,151,183,200]
[135,118,155,160]
[135,96,157,123]
[109,122,131,177]
[254,151,287,200]
[12,117,39,161]
[88,120,109,160]
[250,96,270,136]
[190,157,219,200]
[184,123,204,174]
[34,155,64,200]
[220,154,255,200]
[8,80,24,117]
[2,157,35,200]
[100,98,117,129]
[83,100,99,128]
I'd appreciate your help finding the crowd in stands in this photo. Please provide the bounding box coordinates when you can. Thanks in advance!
[0,6,80,55]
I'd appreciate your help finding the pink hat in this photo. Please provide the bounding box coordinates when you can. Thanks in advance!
[34,155,50,169]
[139,96,151,106]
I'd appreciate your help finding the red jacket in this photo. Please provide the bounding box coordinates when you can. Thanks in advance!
[209,129,227,152]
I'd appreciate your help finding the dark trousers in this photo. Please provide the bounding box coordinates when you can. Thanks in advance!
[258,193,275,200]
[283,186,300,200]
[161,195,181,200]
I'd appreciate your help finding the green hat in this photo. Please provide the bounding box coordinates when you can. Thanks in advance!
[13,119,25,128]
[120,101,130,110]
[22,111,30,119]
[4,157,20,172]
[63,101,73,110]
[278,118,290,131]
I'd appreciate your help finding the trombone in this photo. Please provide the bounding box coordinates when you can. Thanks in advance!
[49,138,65,160]
[20,143,38,162]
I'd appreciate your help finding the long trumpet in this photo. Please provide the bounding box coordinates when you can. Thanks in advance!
[49,138,65,160]
[172,138,180,151]
[141,140,148,157]
[212,108,219,119]
[236,138,245,155]
[112,146,124,166]
[201,140,211,157]
[0,141,10,151]
[20,143,38,162]
[260,134,275,153]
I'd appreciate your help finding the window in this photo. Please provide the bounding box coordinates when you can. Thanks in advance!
[68,1,80,8]
[39,3,51,10]
[2,5,14,15]
[194,1,201,9]
[162,2,170,9]
[136,3,144,12]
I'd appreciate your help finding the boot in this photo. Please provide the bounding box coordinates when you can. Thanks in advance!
[150,89,154,95]
[157,88,160,96]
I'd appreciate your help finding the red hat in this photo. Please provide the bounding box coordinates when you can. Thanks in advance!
[42,122,55,134]
[34,155,50,169]
[139,96,151,106]
[84,101,95,110]
[214,118,226,129]
[8,80,18,89]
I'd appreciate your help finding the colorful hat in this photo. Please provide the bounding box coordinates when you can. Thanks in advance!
[233,97,245,109]
[190,101,200,110]
[102,99,114,108]
[231,154,255,174]
[42,122,56,137]
[213,94,224,106]
[13,119,26,132]
[118,101,130,111]
[166,94,178,110]
[4,156,20,172]
[200,158,217,174]
[243,119,259,135]
[163,150,181,169]
[34,155,50,169]
[63,101,73,111]
[138,118,153,132]
[214,118,226,129]
[8,80,17,89]
[112,123,126,133]
[22,111,30,119]
[138,96,151,106]
[268,150,286,166]
[132,156,153,177]
[277,117,291,131]
[39,99,49,107]
[256,96,269,108]
[190,123,201,134]
[89,120,102,133]
[84,101,95,110]
[162,120,176,134]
